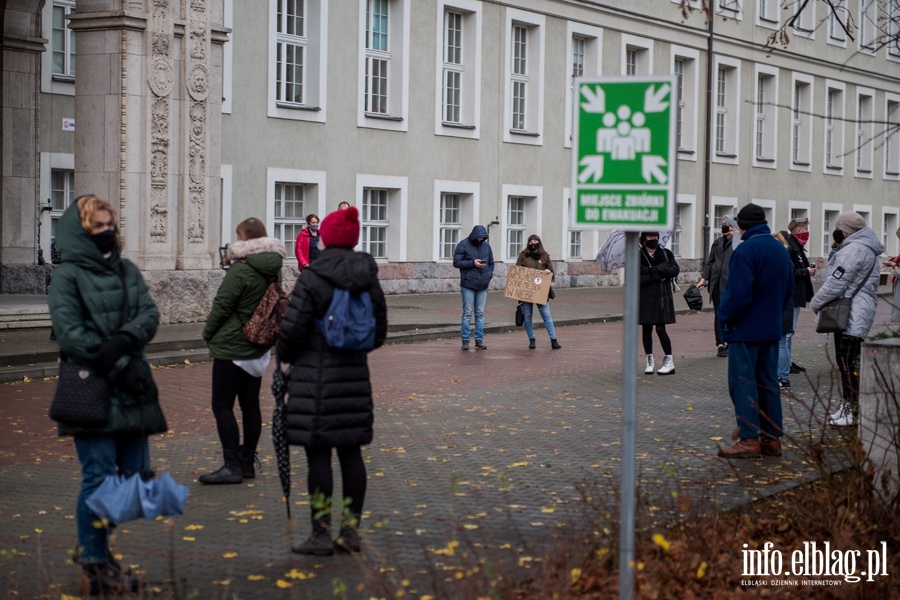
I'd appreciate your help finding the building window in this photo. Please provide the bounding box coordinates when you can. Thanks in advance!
[269,0,327,122]
[671,48,699,156]
[49,169,75,262]
[884,212,899,254]
[364,0,389,114]
[890,0,900,57]
[856,91,874,176]
[823,210,839,255]
[275,0,306,105]
[435,2,481,138]
[754,68,777,166]
[886,98,900,176]
[758,0,778,24]
[621,35,652,77]
[791,76,812,168]
[442,11,463,124]
[362,188,388,259]
[792,0,814,35]
[670,208,683,257]
[713,204,734,241]
[507,197,525,259]
[52,1,76,78]
[439,193,461,260]
[572,37,585,80]
[359,0,408,130]
[503,9,544,144]
[713,59,741,161]
[859,0,876,53]
[674,58,685,149]
[565,23,602,149]
[824,83,844,171]
[567,195,582,259]
[625,48,637,76]
[828,0,848,44]
[274,183,306,258]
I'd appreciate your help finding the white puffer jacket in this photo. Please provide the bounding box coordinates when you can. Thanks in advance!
[810,227,884,338]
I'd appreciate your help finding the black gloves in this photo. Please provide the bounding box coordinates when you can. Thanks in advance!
[93,334,133,375]
[118,359,151,396]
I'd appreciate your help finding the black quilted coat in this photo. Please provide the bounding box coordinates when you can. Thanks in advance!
[276,247,388,448]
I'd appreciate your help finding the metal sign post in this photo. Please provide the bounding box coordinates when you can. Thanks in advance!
[571,76,676,600]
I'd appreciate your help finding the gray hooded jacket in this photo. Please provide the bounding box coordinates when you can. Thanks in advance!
[810,227,884,338]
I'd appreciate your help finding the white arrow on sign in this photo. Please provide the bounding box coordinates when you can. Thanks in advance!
[644,84,670,113]
[641,155,667,184]
[578,155,605,183]
[581,86,606,113]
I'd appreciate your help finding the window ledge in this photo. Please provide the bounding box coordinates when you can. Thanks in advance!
[886,170,900,176]
[792,161,811,167]
[755,157,775,163]
[793,27,814,34]
[276,102,321,111]
[677,149,696,155]
[759,17,779,25]
[856,169,873,174]
[509,129,540,137]
[716,152,737,159]
[365,112,404,122]
[52,74,75,83]
[442,122,476,130]
[825,165,843,172]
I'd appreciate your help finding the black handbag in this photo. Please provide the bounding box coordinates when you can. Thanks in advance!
[515,302,525,327]
[815,258,873,334]
[548,286,556,300]
[49,361,111,424]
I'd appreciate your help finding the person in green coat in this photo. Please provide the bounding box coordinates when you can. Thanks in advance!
[49,195,167,595]
[200,218,285,484]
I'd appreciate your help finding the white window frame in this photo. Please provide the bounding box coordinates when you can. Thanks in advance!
[564,22,602,149]
[221,164,233,245]
[266,169,327,259]
[822,204,842,257]
[712,56,741,165]
[757,0,779,28]
[791,0,815,38]
[503,8,545,145]
[357,0,410,132]
[355,174,408,260]
[855,88,875,178]
[711,197,738,241]
[671,195,697,259]
[790,72,814,172]
[883,207,900,256]
[859,0,877,55]
[434,0,482,139]
[827,0,848,48]
[671,46,700,159]
[889,0,900,61]
[750,198,777,230]
[752,65,778,168]
[620,34,653,77]
[716,0,743,20]
[823,80,845,175]
[39,152,75,261]
[222,0,234,114]
[268,0,328,123]
[853,205,872,238]
[433,180,480,262]
[788,201,812,231]
[885,93,900,179]
[500,184,542,262]
[40,1,75,94]
[562,188,598,261]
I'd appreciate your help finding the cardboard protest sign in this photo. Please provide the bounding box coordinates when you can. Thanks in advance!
[504,265,552,304]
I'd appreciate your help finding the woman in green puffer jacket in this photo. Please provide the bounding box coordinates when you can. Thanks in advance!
[199,218,285,484]
[49,195,166,595]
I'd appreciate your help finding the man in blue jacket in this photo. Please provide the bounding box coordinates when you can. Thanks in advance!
[453,225,494,350]
[716,204,794,459]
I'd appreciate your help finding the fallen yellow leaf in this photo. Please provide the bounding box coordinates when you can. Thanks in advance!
[222,552,238,558]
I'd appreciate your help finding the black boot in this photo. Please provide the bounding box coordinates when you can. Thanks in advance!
[528,338,536,350]
[199,449,243,484]
[79,562,142,596]
[551,338,562,350]
[292,516,333,556]
[239,445,259,479]
[334,524,361,555]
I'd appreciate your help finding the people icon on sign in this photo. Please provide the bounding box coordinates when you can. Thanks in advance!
[597,105,650,160]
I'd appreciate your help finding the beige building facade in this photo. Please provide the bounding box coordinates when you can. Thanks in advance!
[2,1,899,319]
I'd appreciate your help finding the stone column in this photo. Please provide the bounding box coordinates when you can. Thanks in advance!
[68,0,226,272]
[859,338,900,503]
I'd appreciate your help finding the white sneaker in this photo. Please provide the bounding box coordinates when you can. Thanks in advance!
[657,355,675,375]
[828,402,846,422]
[644,355,654,374]
[828,405,855,429]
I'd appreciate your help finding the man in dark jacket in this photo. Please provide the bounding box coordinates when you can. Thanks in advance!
[697,217,734,357]
[452,225,494,350]
[277,207,387,556]
[776,217,816,387]
[717,203,794,459]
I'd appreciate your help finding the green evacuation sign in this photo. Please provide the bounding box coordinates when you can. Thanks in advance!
[572,77,676,230]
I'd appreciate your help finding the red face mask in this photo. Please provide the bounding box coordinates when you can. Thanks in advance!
[791,231,810,246]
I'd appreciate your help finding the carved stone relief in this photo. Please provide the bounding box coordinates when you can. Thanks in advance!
[186,1,211,245]
[148,1,172,243]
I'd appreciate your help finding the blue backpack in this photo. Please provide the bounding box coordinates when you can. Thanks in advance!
[316,288,376,351]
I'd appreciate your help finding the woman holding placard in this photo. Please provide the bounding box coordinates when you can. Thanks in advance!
[516,235,561,350]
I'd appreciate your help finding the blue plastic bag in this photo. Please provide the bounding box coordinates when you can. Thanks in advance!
[86,471,188,524]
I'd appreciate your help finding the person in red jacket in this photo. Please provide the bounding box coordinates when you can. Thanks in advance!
[294,214,320,270]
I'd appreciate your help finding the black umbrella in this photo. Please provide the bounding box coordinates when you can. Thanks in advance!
[271,354,292,519]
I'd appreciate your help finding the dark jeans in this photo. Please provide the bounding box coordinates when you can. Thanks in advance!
[211,359,262,457]
[711,297,723,347]
[304,445,367,531]
[727,341,783,439]
[834,331,863,409]
[74,434,150,564]
[642,324,672,355]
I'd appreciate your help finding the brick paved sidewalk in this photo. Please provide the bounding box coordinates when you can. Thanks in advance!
[0,301,894,598]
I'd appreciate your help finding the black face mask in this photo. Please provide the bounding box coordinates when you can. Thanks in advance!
[472,238,483,246]
[644,240,659,249]
[832,229,845,245]
[90,230,117,254]
[529,243,540,251]
[721,225,731,235]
